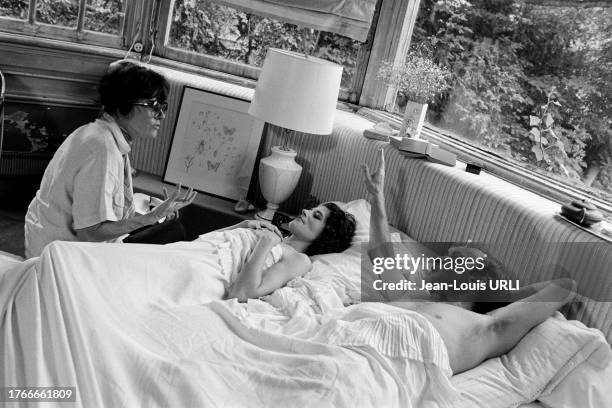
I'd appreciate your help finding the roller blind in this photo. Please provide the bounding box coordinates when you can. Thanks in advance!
[214,0,377,42]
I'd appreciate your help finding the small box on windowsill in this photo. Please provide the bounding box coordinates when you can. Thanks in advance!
[363,122,399,142]
[466,162,483,175]
[390,137,456,167]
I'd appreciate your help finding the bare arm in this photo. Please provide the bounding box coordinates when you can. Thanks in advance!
[361,148,390,249]
[362,148,430,300]
[76,213,154,242]
[227,232,310,300]
[75,185,197,242]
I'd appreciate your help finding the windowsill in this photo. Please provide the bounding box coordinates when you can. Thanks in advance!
[0,31,125,56]
[356,107,612,217]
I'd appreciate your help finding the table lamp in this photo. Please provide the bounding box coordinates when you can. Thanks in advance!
[249,48,342,221]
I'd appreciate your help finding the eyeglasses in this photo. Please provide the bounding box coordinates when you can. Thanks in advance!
[133,99,168,118]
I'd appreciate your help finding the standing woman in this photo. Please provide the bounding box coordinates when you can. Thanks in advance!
[24,60,196,259]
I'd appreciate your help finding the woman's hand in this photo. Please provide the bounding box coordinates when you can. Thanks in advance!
[161,186,190,220]
[255,227,283,246]
[239,220,282,238]
[146,184,197,224]
[361,147,385,198]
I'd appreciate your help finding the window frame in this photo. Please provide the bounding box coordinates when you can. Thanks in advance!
[357,107,612,215]
[5,0,603,211]
[155,0,261,81]
[0,0,137,48]
[152,0,395,103]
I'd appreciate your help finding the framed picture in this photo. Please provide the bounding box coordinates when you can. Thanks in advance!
[163,86,265,201]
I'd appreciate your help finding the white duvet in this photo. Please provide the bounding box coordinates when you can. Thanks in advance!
[0,240,610,408]
[0,241,455,407]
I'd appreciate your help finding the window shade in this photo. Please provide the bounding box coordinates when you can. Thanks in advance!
[214,0,377,42]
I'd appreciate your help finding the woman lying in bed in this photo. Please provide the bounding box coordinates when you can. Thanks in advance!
[209,203,356,301]
[200,147,574,375]
[362,148,576,374]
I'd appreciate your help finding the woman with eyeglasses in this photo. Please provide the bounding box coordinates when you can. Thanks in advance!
[24,60,196,259]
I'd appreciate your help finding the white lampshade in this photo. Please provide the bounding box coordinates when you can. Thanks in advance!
[249,48,342,135]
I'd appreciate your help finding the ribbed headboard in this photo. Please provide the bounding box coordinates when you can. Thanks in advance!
[263,111,612,343]
[128,66,611,343]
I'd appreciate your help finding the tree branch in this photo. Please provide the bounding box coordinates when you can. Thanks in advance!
[519,0,611,8]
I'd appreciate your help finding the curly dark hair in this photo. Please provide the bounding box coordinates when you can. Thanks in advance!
[99,60,169,116]
[304,203,356,256]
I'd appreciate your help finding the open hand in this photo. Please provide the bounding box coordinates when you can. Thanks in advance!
[147,184,197,224]
[361,147,386,198]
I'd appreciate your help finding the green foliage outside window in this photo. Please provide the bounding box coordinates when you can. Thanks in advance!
[1,0,610,202]
[0,0,28,19]
[0,0,123,34]
[36,0,78,27]
[413,0,612,201]
[84,0,124,34]
[168,0,361,88]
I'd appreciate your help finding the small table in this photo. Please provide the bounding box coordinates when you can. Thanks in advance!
[132,171,256,239]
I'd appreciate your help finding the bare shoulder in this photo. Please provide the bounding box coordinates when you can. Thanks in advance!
[280,244,311,269]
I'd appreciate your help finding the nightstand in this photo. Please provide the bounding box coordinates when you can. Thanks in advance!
[132,171,257,240]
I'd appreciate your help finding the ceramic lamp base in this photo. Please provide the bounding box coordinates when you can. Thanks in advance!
[257,146,302,222]
[255,203,279,221]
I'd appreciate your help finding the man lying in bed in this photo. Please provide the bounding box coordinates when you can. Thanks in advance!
[362,148,576,374]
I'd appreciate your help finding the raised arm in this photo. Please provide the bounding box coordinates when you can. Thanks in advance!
[361,147,390,249]
[362,148,429,300]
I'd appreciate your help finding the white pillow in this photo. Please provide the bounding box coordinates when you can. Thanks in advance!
[332,199,371,245]
[305,199,372,305]
[307,199,423,305]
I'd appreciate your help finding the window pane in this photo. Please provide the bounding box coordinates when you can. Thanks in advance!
[168,0,362,89]
[84,0,125,35]
[0,0,28,19]
[36,0,78,27]
[406,1,612,203]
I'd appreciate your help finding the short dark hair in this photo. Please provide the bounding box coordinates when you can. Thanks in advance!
[99,60,169,115]
[304,202,356,256]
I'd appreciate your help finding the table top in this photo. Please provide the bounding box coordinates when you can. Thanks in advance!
[132,171,256,221]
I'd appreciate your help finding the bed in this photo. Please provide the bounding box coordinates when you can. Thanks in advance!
[1,200,610,408]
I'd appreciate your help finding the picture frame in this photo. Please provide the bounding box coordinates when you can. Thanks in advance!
[163,86,265,201]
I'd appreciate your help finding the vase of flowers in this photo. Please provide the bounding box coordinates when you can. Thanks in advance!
[378,48,450,138]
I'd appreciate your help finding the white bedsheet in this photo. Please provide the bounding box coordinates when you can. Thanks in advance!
[0,241,455,407]
[452,313,612,407]
[1,240,610,407]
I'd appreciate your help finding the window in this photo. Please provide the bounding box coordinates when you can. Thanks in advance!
[0,0,29,19]
[0,0,129,47]
[390,0,612,206]
[158,0,363,93]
